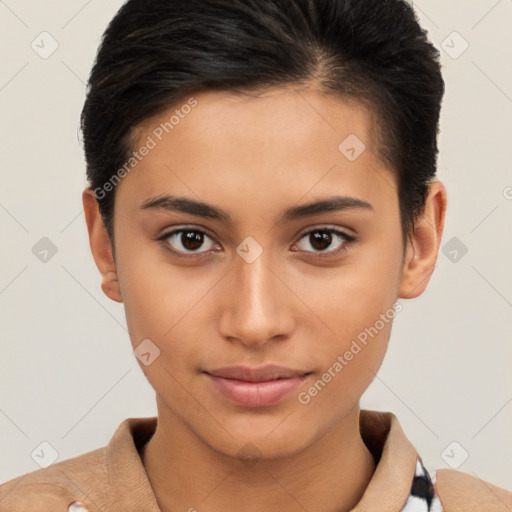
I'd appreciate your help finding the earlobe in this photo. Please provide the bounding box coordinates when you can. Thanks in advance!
[398,180,447,299]
[82,188,123,303]
[102,268,123,304]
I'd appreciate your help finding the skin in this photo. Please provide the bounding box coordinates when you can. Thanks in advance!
[83,86,447,512]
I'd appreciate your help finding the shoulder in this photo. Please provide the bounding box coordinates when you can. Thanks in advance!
[0,416,158,512]
[435,468,512,511]
[0,446,108,511]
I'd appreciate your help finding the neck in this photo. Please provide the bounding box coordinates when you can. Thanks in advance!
[141,401,376,512]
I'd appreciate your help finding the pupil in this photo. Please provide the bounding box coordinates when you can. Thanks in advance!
[311,231,332,251]
[182,231,204,250]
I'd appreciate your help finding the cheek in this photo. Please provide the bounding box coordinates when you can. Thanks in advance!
[294,236,402,400]
[297,311,395,417]
[118,262,205,397]
[292,241,402,339]
[116,236,210,344]
[116,246,224,401]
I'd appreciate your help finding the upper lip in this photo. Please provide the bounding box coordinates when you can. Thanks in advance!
[204,365,310,382]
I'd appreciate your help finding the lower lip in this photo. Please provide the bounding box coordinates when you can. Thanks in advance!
[204,373,309,407]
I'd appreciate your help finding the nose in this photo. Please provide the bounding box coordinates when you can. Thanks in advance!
[217,247,295,349]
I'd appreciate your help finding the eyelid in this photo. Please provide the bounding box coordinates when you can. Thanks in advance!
[158,224,217,241]
[296,224,356,240]
[156,225,220,259]
[293,225,356,257]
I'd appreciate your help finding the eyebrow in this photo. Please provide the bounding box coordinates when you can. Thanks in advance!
[140,194,374,224]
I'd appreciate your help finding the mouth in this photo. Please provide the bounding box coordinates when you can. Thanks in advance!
[203,365,313,407]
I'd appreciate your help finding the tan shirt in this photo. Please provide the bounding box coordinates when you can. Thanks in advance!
[1,409,510,511]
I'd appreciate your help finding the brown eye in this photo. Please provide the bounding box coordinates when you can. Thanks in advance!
[309,231,333,251]
[295,228,355,256]
[180,230,205,251]
[160,228,219,258]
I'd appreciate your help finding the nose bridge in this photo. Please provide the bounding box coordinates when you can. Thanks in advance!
[218,243,293,346]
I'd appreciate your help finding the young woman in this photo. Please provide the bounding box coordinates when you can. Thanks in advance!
[1,0,510,511]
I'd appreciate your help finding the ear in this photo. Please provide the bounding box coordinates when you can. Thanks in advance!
[82,188,123,303]
[398,180,447,299]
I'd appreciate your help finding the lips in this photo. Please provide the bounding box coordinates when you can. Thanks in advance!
[206,365,309,382]
[203,365,312,407]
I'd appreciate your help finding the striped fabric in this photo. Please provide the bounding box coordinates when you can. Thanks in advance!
[401,458,444,511]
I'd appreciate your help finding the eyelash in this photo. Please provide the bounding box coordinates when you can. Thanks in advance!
[156,226,357,260]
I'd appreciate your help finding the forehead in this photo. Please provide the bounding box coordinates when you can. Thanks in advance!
[116,86,395,219]
[133,86,380,155]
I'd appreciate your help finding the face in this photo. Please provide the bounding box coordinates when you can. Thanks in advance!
[85,86,441,459]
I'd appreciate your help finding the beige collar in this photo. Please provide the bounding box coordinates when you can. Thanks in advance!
[352,410,419,511]
[105,409,418,511]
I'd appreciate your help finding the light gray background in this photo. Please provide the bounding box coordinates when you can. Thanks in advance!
[1,0,511,491]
